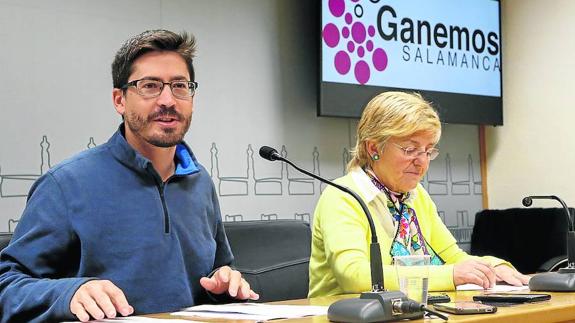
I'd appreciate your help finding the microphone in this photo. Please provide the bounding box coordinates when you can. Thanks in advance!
[522,195,575,291]
[259,146,425,322]
[522,196,573,230]
[259,146,282,161]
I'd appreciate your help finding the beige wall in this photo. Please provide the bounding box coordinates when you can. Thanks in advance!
[487,0,575,209]
[0,1,484,239]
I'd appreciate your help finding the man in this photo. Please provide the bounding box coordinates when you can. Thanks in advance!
[0,30,258,322]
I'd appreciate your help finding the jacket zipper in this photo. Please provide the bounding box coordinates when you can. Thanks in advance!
[158,183,170,234]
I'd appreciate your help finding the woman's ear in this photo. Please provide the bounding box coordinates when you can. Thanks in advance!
[365,140,379,156]
[365,140,381,161]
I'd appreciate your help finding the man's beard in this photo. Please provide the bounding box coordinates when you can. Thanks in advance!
[125,106,191,147]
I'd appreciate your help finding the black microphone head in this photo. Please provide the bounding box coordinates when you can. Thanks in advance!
[522,196,533,207]
[259,146,280,161]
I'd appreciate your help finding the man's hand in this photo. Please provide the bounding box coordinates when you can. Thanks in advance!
[494,264,531,286]
[199,266,259,300]
[70,280,134,322]
[453,259,497,289]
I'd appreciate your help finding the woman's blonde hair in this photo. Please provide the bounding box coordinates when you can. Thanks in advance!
[347,91,441,171]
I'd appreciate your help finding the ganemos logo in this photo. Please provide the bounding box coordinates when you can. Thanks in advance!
[378,5,501,72]
[323,0,388,85]
[323,0,501,85]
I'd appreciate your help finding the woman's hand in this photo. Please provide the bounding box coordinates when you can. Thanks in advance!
[494,264,531,286]
[453,259,496,289]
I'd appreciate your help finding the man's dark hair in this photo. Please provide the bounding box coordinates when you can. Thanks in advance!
[111,29,197,89]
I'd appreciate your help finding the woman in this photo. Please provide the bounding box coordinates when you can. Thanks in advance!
[308,91,529,297]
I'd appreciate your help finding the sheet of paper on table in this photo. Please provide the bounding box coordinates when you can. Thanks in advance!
[172,303,329,321]
[456,283,529,292]
[62,316,200,322]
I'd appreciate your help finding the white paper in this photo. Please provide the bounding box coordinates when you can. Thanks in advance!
[172,303,328,321]
[456,283,529,292]
[62,316,199,323]
[172,311,272,321]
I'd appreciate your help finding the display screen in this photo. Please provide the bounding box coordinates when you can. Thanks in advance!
[319,0,502,125]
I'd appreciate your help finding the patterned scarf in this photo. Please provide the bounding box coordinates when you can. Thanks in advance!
[364,168,444,265]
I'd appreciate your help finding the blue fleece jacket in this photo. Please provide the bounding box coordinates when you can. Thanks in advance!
[0,125,233,322]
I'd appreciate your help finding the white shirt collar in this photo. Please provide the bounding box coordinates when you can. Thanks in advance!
[350,167,382,203]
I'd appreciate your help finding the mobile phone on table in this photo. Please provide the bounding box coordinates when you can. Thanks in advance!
[433,302,497,314]
[473,293,551,304]
[427,293,451,304]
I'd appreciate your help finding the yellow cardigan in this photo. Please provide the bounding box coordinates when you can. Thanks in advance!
[308,168,507,297]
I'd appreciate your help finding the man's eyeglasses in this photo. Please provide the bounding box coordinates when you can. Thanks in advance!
[122,79,198,99]
[391,142,440,160]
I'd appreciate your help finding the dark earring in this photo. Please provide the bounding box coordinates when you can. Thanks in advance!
[372,154,380,161]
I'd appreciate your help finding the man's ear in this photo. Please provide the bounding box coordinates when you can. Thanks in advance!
[112,88,126,116]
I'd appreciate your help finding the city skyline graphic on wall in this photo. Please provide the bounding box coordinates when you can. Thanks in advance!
[0,137,481,246]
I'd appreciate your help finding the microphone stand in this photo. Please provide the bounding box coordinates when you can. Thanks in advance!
[523,195,575,291]
[259,146,427,322]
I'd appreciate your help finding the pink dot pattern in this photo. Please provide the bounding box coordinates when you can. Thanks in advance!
[335,51,351,74]
[322,0,389,84]
[342,26,350,38]
[355,60,370,84]
[323,23,340,48]
[347,41,355,53]
[329,0,345,17]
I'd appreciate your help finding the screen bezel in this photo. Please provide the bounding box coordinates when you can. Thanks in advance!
[318,0,503,125]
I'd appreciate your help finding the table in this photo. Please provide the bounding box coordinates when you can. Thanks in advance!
[146,291,575,323]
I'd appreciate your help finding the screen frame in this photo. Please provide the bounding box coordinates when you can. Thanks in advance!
[318,0,503,125]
